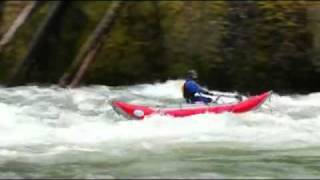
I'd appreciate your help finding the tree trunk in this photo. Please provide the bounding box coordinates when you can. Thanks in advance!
[149,1,166,77]
[69,42,103,88]
[59,1,125,88]
[308,2,320,73]
[0,1,4,39]
[7,1,69,87]
[0,1,43,52]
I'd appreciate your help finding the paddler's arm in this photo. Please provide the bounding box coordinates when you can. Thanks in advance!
[193,82,214,96]
[200,89,214,96]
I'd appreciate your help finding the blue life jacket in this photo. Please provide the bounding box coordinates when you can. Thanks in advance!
[183,79,212,104]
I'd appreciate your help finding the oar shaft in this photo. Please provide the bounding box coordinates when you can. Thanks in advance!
[210,93,244,102]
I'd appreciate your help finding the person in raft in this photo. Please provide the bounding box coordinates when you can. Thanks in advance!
[182,70,215,104]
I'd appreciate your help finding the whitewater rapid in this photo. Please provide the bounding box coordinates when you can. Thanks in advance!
[0,80,319,178]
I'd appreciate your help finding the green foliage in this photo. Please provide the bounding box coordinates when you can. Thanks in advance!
[87,2,168,85]
[220,1,317,93]
[0,1,320,93]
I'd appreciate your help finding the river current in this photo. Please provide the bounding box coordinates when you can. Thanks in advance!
[0,80,319,178]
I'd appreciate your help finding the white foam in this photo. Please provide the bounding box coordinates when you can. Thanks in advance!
[0,80,319,152]
[129,80,185,99]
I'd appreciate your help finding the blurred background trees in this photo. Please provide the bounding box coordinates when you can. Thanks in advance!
[0,1,319,94]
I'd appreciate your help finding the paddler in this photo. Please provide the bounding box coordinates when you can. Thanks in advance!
[182,69,215,104]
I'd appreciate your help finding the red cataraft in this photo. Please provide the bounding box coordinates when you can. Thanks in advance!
[111,91,272,120]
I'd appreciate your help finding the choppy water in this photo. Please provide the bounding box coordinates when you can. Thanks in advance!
[0,80,319,179]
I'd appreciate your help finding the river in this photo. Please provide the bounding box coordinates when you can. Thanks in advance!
[0,80,319,178]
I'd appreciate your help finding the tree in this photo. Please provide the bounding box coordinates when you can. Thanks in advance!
[7,1,69,86]
[59,1,125,88]
[0,1,43,52]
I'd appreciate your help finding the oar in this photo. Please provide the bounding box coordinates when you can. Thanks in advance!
[209,92,244,103]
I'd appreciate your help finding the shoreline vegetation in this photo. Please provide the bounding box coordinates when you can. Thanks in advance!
[0,1,320,95]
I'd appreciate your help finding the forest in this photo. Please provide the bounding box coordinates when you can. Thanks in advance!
[0,1,320,94]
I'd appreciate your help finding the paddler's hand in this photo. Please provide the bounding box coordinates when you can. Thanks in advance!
[205,91,214,96]
[235,95,243,101]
